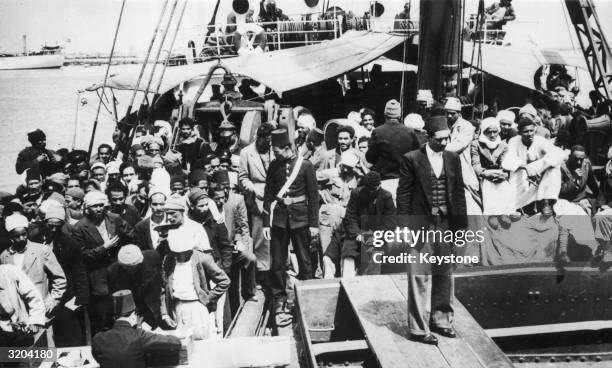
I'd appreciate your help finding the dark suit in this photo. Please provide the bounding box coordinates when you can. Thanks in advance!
[108,251,163,329]
[72,212,137,334]
[92,320,181,368]
[365,120,420,179]
[263,155,319,306]
[134,218,154,251]
[396,145,466,337]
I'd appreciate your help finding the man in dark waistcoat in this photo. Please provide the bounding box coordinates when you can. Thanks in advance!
[396,115,467,345]
[262,129,319,326]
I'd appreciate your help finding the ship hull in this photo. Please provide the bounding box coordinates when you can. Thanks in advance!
[0,53,64,70]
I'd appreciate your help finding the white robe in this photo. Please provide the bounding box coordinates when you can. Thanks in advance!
[502,135,567,210]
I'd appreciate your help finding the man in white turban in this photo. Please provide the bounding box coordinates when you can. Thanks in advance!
[0,213,66,319]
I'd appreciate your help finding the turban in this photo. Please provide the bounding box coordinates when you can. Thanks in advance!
[83,191,107,208]
[496,110,516,123]
[297,114,316,130]
[444,97,462,112]
[91,162,106,171]
[44,204,65,222]
[519,103,538,118]
[106,161,120,175]
[404,113,425,130]
[347,111,361,124]
[118,245,144,266]
[48,172,68,186]
[27,129,46,144]
[384,99,401,119]
[5,213,29,232]
[340,151,359,168]
[148,186,170,199]
[188,188,209,206]
[65,188,85,201]
[416,89,433,105]
[480,117,500,133]
[165,194,186,212]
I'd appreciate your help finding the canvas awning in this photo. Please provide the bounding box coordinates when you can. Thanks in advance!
[462,42,592,91]
[86,30,406,95]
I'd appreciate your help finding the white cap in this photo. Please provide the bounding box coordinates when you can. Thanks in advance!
[5,214,29,232]
[404,113,425,130]
[444,97,462,112]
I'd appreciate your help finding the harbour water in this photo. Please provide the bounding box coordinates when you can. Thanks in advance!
[0,65,138,192]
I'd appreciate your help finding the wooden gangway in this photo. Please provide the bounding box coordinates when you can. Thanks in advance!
[295,275,515,368]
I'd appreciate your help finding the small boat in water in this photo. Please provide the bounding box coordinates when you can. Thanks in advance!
[0,35,64,70]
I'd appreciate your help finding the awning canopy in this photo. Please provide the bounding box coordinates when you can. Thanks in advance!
[86,30,406,95]
[462,42,592,91]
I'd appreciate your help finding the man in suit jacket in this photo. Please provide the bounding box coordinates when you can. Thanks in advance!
[1,213,66,317]
[108,245,163,329]
[396,115,467,345]
[72,191,137,335]
[92,290,181,368]
[239,123,274,271]
[366,100,420,201]
[30,206,89,347]
[134,190,167,251]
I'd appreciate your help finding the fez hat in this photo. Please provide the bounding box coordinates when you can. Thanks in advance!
[27,129,46,144]
[26,168,41,183]
[188,169,207,186]
[165,194,187,212]
[211,169,230,185]
[112,290,136,316]
[271,129,291,148]
[425,116,450,136]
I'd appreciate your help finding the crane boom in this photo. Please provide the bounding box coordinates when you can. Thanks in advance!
[565,0,612,100]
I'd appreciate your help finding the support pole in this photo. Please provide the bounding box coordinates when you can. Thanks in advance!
[87,0,126,159]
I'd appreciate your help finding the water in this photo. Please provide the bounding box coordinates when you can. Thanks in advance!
[0,65,139,192]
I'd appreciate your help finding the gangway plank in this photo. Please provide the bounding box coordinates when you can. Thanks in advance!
[341,274,515,368]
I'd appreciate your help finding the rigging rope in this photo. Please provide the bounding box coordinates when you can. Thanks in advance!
[155,0,189,95]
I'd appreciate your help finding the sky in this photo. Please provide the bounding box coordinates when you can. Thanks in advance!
[1,0,611,55]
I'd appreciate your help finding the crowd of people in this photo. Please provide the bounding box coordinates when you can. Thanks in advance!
[1,85,611,354]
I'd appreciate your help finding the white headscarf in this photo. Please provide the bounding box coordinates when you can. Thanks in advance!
[478,117,502,150]
[403,113,425,130]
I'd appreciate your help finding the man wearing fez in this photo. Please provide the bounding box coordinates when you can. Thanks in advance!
[92,290,182,368]
[262,129,319,326]
[16,129,57,177]
[396,115,467,345]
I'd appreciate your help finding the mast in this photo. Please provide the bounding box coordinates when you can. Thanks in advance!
[417,0,463,99]
[22,35,27,55]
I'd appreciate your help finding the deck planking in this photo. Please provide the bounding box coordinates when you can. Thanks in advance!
[342,275,450,368]
[342,274,515,368]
